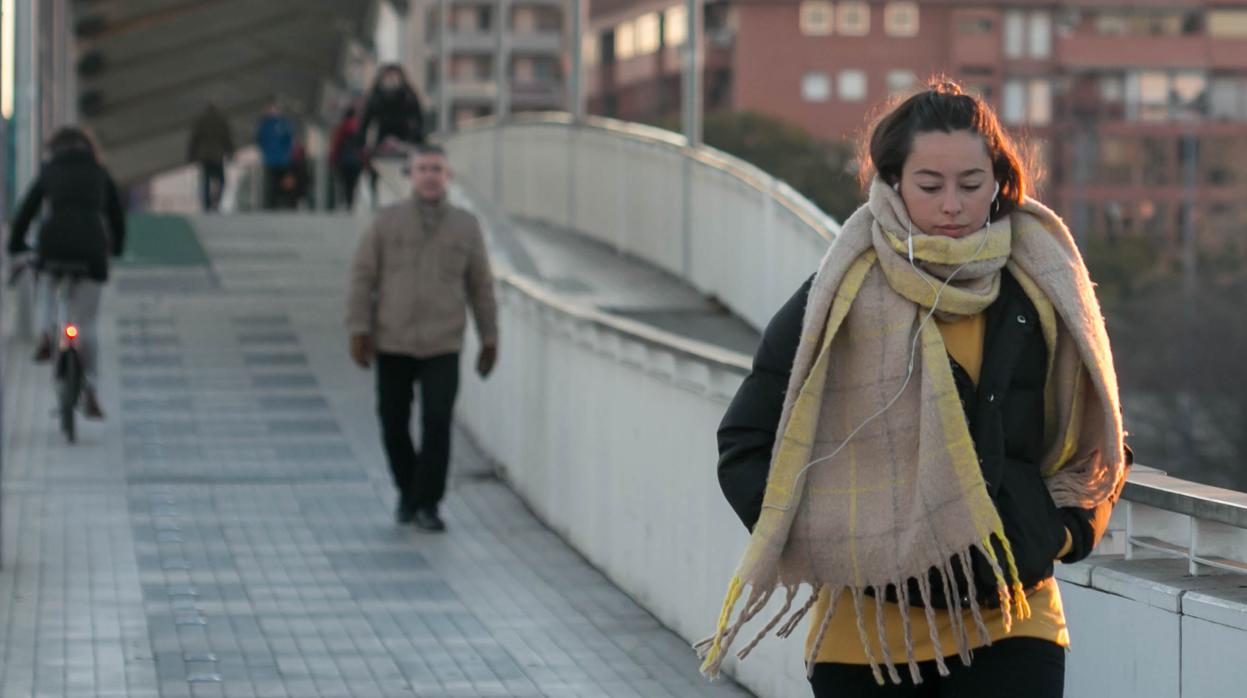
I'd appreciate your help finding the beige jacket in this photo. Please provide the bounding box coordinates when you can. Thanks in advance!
[346,197,498,358]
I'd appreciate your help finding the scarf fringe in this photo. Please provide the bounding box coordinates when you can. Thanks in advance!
[700,535,1033,685]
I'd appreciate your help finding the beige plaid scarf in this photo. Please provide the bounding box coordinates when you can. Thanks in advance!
[698,179,1127,684]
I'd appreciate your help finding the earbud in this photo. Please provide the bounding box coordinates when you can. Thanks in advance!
[992,181,1000,199]
[892,181,900,192]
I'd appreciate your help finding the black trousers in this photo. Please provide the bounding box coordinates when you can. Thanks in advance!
[376,352,460,510]
[336,164,362,210]
[263,165,291,210]
[809,638,1065,698]
[200,160,225,211]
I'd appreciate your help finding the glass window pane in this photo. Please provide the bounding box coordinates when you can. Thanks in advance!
[802,72,831,102]
[1029,79,1052,124]
[800,1,834,36]
[838,69,867,101]
[635,13,660,54]
[884,2,919,38]
[1002,79,1026,124]
[616,21,635,60]
[887,70,917,94]
[1003,10,1025,58]
[1029,11,1051,58]
[838,1,871,36]
[1209,10,1247,38]
[665,5,688,45]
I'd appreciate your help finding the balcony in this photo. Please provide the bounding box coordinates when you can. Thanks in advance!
[510,30,563,54]
[1057,36,1209,69]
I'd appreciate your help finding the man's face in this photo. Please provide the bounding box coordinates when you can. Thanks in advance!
[412,153,451,200]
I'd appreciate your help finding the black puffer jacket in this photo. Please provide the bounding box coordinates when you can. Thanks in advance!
[718,271,1126,607]
[359,86,425,148]
[8,147,126,282]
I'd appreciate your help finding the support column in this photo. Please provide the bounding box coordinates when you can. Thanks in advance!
[568,0,584,121]
[681,0,703,147]
[494,0,510,120]
[437,0,451,133]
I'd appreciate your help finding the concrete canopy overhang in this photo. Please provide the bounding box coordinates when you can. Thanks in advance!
[75,0,381,185]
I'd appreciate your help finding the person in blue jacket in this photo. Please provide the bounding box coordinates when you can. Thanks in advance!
[254,101,295,210]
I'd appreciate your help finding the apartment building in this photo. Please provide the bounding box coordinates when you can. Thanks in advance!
[586,1,1247,244]
[419,0,568,128]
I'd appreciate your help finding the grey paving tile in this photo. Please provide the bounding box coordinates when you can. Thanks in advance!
[2,213,753,698]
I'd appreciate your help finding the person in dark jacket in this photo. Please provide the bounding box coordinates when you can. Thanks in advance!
[254,101,295,210]
[358,64,425,151]
[7,127,126,419]
[187,102,234,212]
[706,82,1130,697]
[329,105,365,210]
[358,65,425,205]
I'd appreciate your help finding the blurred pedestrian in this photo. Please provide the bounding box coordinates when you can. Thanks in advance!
[187,102,234,212]
[254,101,294,210]
[330,105,365,210]
[359,65,426,205]
[345,144,498,532]
[359,64,426,152]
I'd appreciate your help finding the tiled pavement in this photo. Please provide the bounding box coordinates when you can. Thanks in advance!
[0,212,753,698]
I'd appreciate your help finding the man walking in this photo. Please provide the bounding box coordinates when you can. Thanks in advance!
[346,144,498,531]
[187,102,234,212]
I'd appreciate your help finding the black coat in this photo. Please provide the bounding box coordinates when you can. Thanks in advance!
[717,270,1125,607]
[8,148,126,282]
[359,87,425,148]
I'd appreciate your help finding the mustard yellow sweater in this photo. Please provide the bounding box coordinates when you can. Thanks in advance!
[806,313,1069,665]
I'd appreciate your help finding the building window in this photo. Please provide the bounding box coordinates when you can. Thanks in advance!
[1095,11,1203,37]
[616,20,635,60]
[887,70,917,94]
[514,58,535,82]
[838,2,871,36]
[665,5,688,45]
[1003,10,1025,58]
[1002,80,1026,124]
[1210,78,1247,121]
[802,72,832,102]
[636,13,660,55]
[513,7,536,34]
[800,1,834,36]
[959,15,993,35]
[839,69,867,101]
[883,2,919,37]
[1028,11,1051,58]
[584,35,599,66]
[1028,80,1052,124]
[1210,10,1247,38]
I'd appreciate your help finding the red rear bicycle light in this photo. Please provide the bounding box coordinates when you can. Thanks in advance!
[64,325,78,339]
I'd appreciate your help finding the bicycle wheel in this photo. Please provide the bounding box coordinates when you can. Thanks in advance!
[56,348,81,443]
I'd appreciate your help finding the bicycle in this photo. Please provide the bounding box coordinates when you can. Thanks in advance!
[43,261,90,443]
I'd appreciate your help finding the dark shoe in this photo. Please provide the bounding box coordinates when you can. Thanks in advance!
[412,508,446,533]
[82,390,105,420]
[396,498,418,525]
[33,335,52,362]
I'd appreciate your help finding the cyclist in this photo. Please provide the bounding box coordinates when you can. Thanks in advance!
[7,127,126,420]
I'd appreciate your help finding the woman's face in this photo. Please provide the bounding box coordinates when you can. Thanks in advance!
[896,130,995,238]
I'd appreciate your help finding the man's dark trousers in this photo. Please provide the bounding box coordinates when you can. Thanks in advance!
[376,352,460,511]
[200,160,225,211]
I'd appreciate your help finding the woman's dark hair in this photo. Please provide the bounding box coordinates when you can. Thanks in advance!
[861,79,1032,219]
[47,127,96,159]
[371,63,411,92]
